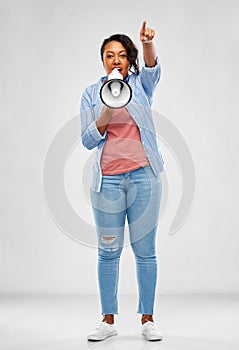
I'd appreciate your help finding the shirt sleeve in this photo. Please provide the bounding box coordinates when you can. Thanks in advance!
[139,56,161,105]
[79,86,106,150]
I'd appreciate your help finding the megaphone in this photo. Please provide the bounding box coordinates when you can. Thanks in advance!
[100,68,132,109]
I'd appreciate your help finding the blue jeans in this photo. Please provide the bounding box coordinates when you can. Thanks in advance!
[90,165,162,315]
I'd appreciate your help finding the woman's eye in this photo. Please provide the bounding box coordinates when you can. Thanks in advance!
[106,54,114,59]
[120,54,127,59]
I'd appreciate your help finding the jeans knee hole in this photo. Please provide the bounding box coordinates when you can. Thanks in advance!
[101,235,117,244]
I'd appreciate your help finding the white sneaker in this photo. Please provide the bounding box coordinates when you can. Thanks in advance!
[142,321,163,341]
[87,321,118,341]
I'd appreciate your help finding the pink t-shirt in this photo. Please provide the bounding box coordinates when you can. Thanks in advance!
[100,107,149,175]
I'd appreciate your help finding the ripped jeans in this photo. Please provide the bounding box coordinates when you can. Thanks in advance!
[90,165,162,315]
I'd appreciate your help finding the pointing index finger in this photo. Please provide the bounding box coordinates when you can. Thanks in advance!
[141,20,147,32]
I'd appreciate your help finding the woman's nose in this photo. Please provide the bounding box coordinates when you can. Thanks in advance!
[113,56,120,64]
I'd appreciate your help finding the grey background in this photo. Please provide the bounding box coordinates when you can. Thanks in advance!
[1,0,238,295]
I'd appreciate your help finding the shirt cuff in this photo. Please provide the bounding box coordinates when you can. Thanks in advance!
[143,56,160,70]
[88,121,107,142]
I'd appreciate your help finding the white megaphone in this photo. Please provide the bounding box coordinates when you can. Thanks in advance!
[100,68,132,109]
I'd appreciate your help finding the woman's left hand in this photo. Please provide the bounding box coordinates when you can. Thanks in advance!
[140,20,155,43]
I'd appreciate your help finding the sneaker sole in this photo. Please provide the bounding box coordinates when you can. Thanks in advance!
[87,332,118,342]
[142,333,163,341]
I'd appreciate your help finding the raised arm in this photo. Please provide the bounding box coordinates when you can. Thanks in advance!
[140,20,157,67]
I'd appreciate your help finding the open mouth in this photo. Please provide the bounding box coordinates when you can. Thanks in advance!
[112,67,122,72]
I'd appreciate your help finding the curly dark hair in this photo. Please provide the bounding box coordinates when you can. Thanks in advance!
[100,34,139,75]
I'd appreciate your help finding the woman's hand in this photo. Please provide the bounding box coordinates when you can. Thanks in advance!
[140,20,155,43]
[140,20,157,67]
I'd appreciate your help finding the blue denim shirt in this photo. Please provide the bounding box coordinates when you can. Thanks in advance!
[80,57,164,192]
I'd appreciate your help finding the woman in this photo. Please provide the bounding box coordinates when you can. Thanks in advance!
[80,21,164,341]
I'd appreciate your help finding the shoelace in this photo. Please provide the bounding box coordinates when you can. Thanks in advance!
[148,322,157,329]
[95,322,111,330]
[144,321,158,330]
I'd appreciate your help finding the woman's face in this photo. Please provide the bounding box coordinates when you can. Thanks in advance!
[102,40,130,79]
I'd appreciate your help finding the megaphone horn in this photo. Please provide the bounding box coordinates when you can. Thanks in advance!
[100,68,132,109]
